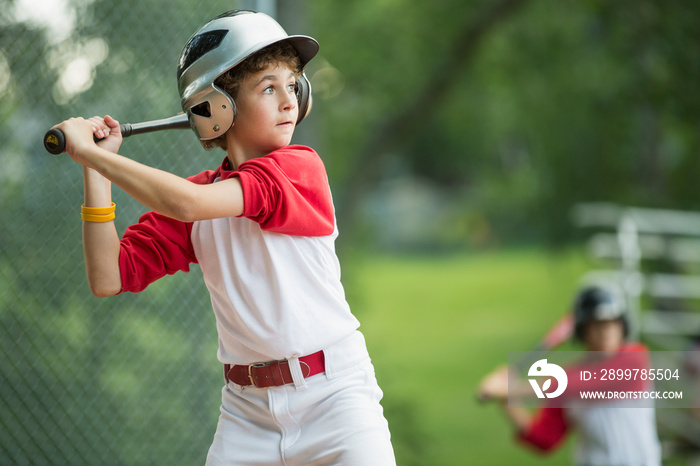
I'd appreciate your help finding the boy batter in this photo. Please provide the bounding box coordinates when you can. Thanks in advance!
[478,284,661,465]
[54,10,396,465]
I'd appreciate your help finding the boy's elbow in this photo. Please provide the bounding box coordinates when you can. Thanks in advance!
[171,204,198,223]
[167,191,200,223]
[88,278,121,297]
[90,286,120,298]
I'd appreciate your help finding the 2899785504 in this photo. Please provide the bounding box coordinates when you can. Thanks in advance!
[580,368,680,381]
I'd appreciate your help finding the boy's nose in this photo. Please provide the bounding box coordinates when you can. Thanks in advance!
[281,92,297,110]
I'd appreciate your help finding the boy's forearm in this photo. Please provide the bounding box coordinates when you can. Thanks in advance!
[84,166,112,206]
[83,145,205,221]
[82,144,243,222]
[82,167,121,297]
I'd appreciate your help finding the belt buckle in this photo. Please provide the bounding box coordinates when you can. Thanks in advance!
[248,361,271,388]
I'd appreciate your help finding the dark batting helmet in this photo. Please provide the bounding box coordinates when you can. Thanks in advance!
[177,10,319,142]
[573,284,630,340]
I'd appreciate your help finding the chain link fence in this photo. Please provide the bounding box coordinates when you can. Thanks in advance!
[0,1,294,464]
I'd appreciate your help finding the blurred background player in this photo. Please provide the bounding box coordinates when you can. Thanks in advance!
[478,283,662,465]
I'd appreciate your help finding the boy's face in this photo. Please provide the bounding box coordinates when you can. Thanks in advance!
[225,63,299,157]
[582,319,625,352]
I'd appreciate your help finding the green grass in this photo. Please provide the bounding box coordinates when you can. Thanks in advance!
[350,247,590,465]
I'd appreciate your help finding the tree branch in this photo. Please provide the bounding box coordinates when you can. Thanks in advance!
[336,0,530,234]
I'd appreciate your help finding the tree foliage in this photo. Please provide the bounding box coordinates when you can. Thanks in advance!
[309,0,700,245]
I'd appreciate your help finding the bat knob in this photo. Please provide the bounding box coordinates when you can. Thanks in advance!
[43,128,66,155]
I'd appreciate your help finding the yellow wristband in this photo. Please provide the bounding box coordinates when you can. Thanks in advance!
[81,202,116,216]
[81,211,116,223]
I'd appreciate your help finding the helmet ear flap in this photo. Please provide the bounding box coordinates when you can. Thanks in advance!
[186,87,236,142]
[295,72,312,125]
[621,314,630,339]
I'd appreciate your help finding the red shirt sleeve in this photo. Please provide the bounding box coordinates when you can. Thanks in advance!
[118,211,196,293]
[518,406,569,452]
[221,145,335,236]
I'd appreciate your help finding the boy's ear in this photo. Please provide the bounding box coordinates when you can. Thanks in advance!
[296,73,312,125]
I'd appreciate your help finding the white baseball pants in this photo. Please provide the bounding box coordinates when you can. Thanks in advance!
[205,332,396,466]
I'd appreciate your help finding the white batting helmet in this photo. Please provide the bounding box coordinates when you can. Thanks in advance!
[176,10,319,141]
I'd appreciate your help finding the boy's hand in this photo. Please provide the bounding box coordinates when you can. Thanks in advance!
[89,115,122,153]
[478,365,511,402]
[54,115,122,166]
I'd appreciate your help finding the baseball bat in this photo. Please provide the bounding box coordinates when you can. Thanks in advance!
[514,313,574,372]
[477,313,574,403]
[43,113,191,155]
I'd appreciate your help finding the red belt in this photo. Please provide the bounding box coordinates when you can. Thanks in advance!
[224,351,325,388]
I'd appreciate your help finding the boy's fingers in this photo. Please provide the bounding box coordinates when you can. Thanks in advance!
[92,115,122,139]
[87,116,110,139]
[104,114,120,128]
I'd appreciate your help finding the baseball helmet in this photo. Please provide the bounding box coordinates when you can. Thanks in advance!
[573,284,629,340]
[177,10,319,141]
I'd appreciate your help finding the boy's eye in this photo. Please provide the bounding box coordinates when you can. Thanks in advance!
[261,81,296,94]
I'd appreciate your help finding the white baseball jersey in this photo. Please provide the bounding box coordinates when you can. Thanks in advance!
[117,145,360,364]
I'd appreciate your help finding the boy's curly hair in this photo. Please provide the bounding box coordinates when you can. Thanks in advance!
[203,41,303,151]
